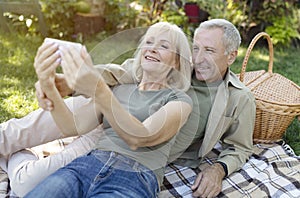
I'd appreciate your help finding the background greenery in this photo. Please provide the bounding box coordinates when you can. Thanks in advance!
[0,0,299,155]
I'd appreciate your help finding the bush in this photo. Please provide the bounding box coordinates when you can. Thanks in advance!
[194,0,300,46]
[104,0,187,33]
[226,0,300,46]
[40,0,78,40]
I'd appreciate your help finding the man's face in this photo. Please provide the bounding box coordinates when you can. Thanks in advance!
[192,28,233,83]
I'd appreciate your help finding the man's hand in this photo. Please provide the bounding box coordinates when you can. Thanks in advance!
[35,73,74,111]
[191,163,225,198]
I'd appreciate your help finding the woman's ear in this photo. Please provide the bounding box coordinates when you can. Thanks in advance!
[227,50,237,66]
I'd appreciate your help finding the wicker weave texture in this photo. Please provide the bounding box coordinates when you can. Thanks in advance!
[239,32,300,143]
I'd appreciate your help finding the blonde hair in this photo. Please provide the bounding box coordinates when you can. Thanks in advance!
[131,22,192,92]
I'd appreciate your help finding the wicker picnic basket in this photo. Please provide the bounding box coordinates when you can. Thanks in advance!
[239,32,300,143]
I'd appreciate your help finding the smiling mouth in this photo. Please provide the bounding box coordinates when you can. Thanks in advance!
[145,55,160,62]
[195,66,210,70]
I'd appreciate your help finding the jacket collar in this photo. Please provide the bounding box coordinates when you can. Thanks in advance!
[224,69,244,90]
[197,69,243,157]
[191,69,243,90]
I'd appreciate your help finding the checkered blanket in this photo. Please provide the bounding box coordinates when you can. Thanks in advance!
[1,140,299,197]
[0,167,8,198]
[160,142,300,198]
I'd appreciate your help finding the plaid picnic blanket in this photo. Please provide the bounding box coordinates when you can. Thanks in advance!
[0,167,8,198]
[160,142,300,198]
[1,140,299,197]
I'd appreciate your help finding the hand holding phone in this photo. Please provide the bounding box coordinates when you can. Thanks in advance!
[44,38,82,53]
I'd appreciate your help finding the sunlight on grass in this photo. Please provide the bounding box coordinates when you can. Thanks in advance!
[1,90,38,119]
[255,53,270,62]
[7,49,26,66]
[1,37,16,48]
[0,76,21,87]
[0,32,41,122]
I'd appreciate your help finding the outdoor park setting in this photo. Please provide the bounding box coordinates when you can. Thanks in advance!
[0,0,300,197]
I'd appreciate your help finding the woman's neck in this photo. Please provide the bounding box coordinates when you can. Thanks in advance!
[138,82,168,91]
[139,74,168,91]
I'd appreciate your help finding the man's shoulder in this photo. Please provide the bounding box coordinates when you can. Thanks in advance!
[228,71,252,94]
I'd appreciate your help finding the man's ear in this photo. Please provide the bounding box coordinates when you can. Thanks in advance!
[227,50,238,66]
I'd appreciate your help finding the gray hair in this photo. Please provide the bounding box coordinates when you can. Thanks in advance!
[194,19,241,55]
[131,22,192,92]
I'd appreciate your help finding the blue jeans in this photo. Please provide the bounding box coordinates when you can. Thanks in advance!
[25,150,159,198]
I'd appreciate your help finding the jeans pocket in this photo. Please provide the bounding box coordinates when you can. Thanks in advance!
[136,167,158,198]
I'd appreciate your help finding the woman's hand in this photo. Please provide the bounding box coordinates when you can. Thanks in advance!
[59,45,103,97]
[34,42,60,92]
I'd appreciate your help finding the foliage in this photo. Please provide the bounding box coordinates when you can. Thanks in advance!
[1,0,299,46]
[225,0,300,46]
[1,6,43,36]
[186,0,300,46]
[104,0,142,32]
[160,4,188,30]
[39,0,78,39]
[265,11,300,46]
[73,1,92,13]
[195,0,227,19]
[104,0,187,33]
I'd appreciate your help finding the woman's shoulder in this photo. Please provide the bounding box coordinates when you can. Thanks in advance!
[166,89,193,107]
[112,84,137,90]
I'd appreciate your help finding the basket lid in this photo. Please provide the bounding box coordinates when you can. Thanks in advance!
[251,73,300,106]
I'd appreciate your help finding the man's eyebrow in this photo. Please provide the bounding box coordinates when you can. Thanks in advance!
[192,43,216,48]
[205,46,217,50]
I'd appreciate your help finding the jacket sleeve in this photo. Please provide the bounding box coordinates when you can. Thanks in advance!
[217,90,256,175]
[94,58,135,86]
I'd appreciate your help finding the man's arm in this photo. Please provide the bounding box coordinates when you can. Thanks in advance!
[94,58,135,86]
[35,73,74,111]
[217,90,255,175]
[192,90,256,197]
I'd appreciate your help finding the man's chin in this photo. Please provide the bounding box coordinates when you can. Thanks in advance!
[195,72,207,82]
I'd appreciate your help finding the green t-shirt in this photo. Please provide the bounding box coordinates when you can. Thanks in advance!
[95,84,192,184]
[170,74,221,167]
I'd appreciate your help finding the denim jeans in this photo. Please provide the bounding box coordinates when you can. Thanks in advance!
[25,150,159,198]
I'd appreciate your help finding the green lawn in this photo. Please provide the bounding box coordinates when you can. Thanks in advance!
[0,31,299,155]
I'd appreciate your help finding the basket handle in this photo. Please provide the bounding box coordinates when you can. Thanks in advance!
[239,32,274,82]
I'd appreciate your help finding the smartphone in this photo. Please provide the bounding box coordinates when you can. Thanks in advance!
[44,38,82,53]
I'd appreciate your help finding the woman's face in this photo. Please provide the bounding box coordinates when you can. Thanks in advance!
[140,31,179,74]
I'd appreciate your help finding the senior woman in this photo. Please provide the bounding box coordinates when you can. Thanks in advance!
[21,22,193,197]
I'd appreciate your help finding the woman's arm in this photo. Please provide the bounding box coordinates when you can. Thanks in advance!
[95,85,192,149]
[34,42,102,136]
[60,46,192,149]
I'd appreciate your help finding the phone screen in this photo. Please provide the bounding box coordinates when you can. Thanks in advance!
[44,38,82,53]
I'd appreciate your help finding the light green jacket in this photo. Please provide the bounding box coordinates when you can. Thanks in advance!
[199,71,255,175]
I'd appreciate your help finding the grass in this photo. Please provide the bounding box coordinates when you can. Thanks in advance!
[0,32,42,121]
[0,31,299,155]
